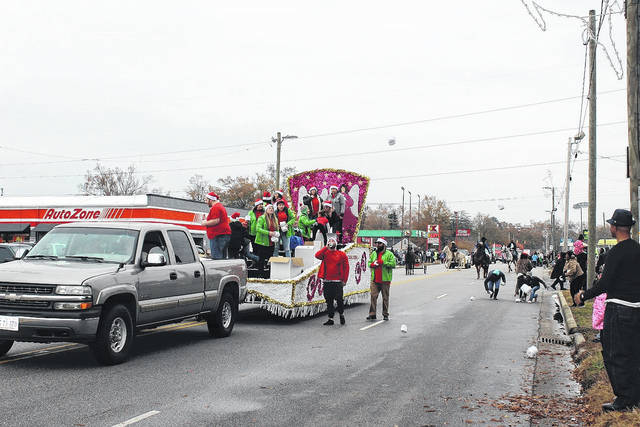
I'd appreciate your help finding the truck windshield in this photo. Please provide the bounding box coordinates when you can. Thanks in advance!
[27,228,139,264]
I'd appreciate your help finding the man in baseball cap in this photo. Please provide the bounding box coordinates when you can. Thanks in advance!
[201,191,231,259]
[367,237,396,320]
[575,208,640,412]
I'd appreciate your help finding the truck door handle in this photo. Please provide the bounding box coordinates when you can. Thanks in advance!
[194,271,201,278]
[170,272,178,280]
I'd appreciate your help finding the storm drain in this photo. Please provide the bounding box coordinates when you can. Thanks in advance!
[539,335,573,346]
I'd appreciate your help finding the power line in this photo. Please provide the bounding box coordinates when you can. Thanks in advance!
[0,121,627,180]
[371,154,625,182]
[296,89,625,140]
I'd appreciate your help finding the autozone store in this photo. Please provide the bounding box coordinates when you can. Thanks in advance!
[0,194,247,248]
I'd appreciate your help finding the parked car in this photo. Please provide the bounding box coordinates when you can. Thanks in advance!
[0,243,33,263]
[0,222,247,365]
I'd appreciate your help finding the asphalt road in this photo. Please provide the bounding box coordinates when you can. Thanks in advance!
[0,263,546,427]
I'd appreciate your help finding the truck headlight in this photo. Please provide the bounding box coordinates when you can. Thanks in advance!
[55,285,92,296]
[53,302,93,310]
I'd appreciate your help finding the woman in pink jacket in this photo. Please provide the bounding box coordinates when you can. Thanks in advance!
[592,293,607,343]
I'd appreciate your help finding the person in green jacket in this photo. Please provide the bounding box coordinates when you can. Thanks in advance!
[274,200,296,257]
[248,199,264,245]
[255,204,279,278]
[297,205,317,241]
[367,238,397,321]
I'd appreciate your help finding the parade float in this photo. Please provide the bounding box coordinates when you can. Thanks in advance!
[245,169,372,318]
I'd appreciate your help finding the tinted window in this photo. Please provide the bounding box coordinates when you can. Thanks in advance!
[168,231,196,264]
[0,247,14,262]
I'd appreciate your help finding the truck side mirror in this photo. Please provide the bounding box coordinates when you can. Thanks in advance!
[142,253,166,268]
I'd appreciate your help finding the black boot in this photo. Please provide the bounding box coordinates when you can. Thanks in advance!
[493,288,499,300]
[323,318,334,326]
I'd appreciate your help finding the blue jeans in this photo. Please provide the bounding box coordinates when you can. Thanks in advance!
[273,234,291,257]
[244,244,259,263]
[487,280,501,292]
[529,285,540,301]
[210,234,230,260]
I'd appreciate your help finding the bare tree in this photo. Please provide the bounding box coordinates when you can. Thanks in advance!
[185,175,214,202]
[80,163,153,196]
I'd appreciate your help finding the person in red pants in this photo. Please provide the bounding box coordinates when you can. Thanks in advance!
[316,237,349,326]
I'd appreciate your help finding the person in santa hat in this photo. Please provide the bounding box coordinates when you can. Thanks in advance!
[304,186,322,219]
[312,200,333,245]
[248,198,264,247]
[274,189,289,208]
[229,212,259,264]
[316,236,349,326]
[262,191,272,205]
[274,199,296,257]
[327,185,345,242]
[254,204,279,278]
[367,238,396,321]
[201,191,231,259]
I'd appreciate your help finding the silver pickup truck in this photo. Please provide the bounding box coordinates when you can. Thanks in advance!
[0,222,247,365]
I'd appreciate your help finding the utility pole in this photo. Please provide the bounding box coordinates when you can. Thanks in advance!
[563,137,572,251]
[587,9,597,290]
[401,187,405,250]
[544,186,556,254]
[272,132,298,190]
[275,131,282,190]
[408,190,412,248]
[627,0,640,241]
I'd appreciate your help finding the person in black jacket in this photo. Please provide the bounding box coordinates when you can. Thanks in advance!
[575,209,640,412]
[484,269,506,300]
[550,252,567,290]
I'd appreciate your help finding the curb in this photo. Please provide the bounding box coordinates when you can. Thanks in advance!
[557,291,586,350]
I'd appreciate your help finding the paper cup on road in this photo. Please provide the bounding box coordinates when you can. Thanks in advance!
[400,324,408,333]
[469,296,475,301]
[526,345,538,359]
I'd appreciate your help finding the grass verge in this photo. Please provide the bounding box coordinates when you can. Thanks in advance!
[563,290,640,426]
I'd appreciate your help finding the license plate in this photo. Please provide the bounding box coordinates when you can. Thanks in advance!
[0,315,19,332]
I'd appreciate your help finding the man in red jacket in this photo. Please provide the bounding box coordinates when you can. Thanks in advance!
[316,237,350,325]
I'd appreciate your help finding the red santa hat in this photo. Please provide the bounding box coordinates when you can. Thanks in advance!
[309,186,317,193]
[323,200,332,208]
[376,238,388,246]
[262,191,271,201]
[275,189,284,196]
[254,199,263,207]
[231,212,241,219]
[206,192,219,201]
[329,185,338,191]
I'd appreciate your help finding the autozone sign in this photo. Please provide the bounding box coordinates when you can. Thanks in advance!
[42,208,102,221]
[427,224,440,238]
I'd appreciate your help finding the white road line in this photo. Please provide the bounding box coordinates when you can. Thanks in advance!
[112,410,160,427]
[436,293,448,299]
[360,320,385,331]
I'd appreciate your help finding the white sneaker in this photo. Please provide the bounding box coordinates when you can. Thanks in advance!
[515,298,521,303]
[528,300,533,304]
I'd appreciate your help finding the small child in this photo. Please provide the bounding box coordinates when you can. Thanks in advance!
[592,293,607,342]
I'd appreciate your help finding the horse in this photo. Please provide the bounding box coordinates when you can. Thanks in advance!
[473,244,490,279]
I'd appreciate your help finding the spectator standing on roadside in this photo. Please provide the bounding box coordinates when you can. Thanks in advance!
[367,238,396,321]
[201,192,231,260]
[327,185,345,242]
[550,252,567,290]
[564,252,585,307]
[575,209,640,412]
[316,237,349,326]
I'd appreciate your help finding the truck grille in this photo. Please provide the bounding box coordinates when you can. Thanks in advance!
[0,299,50,308]
[0,284,54,295]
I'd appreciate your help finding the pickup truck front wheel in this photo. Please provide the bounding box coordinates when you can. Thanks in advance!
[207,291,236,338]
[0,339,14,357]
[90,304,134,365]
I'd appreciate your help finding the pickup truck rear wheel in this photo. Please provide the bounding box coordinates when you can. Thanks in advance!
[0,339,14,357]
[207,291,236,338]
[90,304,134,365]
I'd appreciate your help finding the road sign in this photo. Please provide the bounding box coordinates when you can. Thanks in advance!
[456,229,471,237]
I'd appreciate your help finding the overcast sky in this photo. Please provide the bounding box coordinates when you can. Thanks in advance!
[0,1,632,227]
